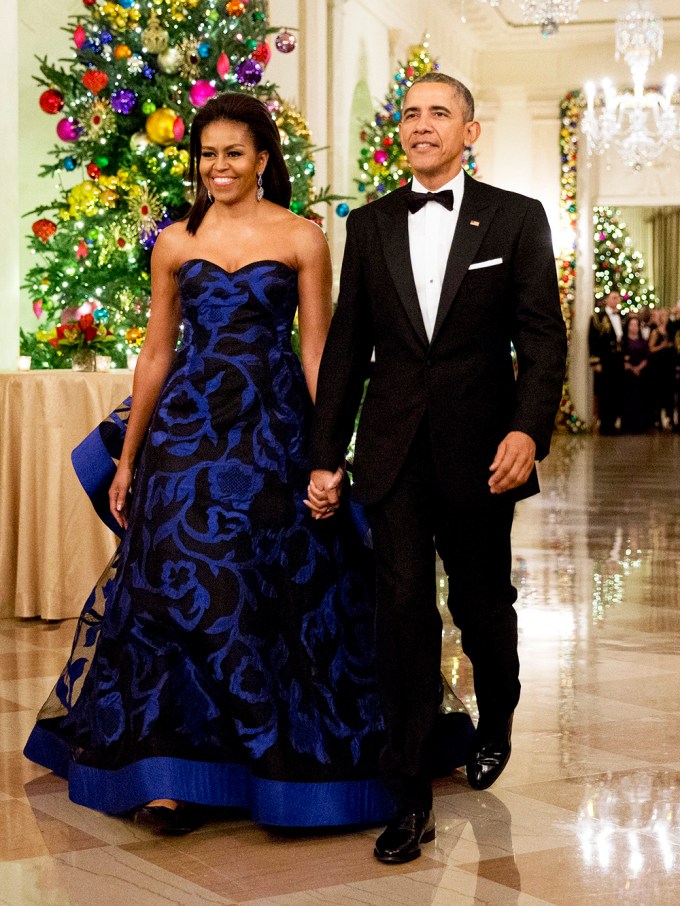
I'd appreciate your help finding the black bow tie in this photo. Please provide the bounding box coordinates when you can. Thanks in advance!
[407,189,454,214]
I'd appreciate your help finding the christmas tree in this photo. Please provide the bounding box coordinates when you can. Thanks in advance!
[24,0,332,369]
[355,41,478,204]
[593,207,657,313]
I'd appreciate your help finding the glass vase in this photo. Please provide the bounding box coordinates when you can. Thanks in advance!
[71,348,96,372]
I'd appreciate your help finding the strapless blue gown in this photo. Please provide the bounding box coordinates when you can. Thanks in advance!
[24,259,394,825]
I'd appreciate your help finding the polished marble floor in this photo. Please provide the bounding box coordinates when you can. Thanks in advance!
[2,433,680,905]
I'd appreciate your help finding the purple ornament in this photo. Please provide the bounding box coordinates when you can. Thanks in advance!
[56,118,82,142]
[142,66,155,79]
[275,30,297,54]
[110,89,137,115]
[236,59,263,86]
[264,97,282,115]
[140,226,159,250]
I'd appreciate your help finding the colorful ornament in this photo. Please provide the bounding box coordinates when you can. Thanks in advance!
[63,156,77,171]
[110,89,137,114]
[130,131,150,152]
[235,60,262,86]
[157,46,182,73]
[32,219,57,243]
[82,69,108,95]
[56,118,81,142]
[76,240,89,259]
[141,11,169,53]
[86,162,101,180]
[93,308,108,322]
[173,116,185,141]
[198,42,211,59]
[114,44,132,59]
[145,107,177,145]
[264,97,282,115]
[83,0,96,6]
[336,203,350,217]
[189,80,217,107]
[95,155,109,168]
[39,89,64,114]
[33,299,43,319]
[226,1,247,16]
[142,100,157,115]
[373,149,388,165]
[251,42,271,66]
[73,25,86,49]
[217,53,231,79]
[275,30,297,54]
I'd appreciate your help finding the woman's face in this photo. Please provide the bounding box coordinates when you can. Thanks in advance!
[198,119,268,205]
[628,317,640,338]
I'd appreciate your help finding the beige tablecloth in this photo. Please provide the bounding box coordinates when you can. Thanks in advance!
[0,371,133,620]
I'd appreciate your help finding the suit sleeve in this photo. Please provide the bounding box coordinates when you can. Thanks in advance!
[310,210,375,471]
[508,198,568,460]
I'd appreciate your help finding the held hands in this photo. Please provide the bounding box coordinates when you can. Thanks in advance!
[305,466,344,519]
[109,462,133,530]
[489,431,536,495]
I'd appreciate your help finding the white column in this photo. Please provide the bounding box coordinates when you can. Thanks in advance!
[0,0,20,369]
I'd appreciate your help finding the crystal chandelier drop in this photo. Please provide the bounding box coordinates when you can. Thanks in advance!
[519,0,580,37]
[581,2,679,170]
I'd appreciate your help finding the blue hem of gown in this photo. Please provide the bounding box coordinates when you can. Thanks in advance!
[24,725,395,827]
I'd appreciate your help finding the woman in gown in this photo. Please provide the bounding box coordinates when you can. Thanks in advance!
[24,93,472,834]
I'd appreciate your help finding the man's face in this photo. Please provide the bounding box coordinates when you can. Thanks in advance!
[606,293,621,312]
[399,82,480,189]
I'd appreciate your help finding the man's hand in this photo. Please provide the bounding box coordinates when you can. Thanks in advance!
[305,467,344,519]
[489,431,536,495]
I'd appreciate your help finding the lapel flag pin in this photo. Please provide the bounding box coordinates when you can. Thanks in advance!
[470,220,480,227]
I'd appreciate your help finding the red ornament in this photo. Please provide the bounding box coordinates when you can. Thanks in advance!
[31,219,57,243]
[117,238,126,248]
[74,25,86,49]
[251,42,271,66]
[87,162,101,180]
[82,69,108,95]
[83,0,96,5]
[39,89,65,115]
[76,240,89,259]
[141,205,150,216]
[360,131,367,141]
[382,136,394,147]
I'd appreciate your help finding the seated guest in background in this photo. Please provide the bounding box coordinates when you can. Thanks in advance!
[648,307,675,431]
[620,315,650,435]
[589,290,624,435]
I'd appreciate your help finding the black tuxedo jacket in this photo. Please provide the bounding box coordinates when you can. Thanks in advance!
[311,173,567,507]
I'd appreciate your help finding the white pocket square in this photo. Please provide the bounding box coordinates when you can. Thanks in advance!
[468,257,503,270]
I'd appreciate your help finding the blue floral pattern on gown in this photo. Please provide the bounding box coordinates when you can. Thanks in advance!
[24,259,394,826]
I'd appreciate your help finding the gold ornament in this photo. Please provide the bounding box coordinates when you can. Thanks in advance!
[142,11,169,54]
[83,99,113,141]
[157,46,181,73]
[145,107,177,145]
[177,37,202,80]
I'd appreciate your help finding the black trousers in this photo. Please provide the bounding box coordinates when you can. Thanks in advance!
[366,420,520,812]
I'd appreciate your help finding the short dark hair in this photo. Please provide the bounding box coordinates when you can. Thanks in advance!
[402,72,475,122]
[186,92,292,234]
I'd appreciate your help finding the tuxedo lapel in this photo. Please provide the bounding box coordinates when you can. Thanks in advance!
[375,190,429,349]
[431,176,497,345]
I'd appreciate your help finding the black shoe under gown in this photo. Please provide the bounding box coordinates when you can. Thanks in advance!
[24,259,473,826]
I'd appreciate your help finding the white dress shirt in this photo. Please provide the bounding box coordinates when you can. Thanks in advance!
[605,308,623,342]
[408,170,465,341]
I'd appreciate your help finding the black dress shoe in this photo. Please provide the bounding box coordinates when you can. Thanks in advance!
[133,802,205,835]
[374,809,435,863]
[466,715,513,791]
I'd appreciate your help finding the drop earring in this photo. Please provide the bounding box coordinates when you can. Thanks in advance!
[207,190,214,203]
[256,172,264,202]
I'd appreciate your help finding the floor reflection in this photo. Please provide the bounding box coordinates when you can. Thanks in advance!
[2,433,680,904]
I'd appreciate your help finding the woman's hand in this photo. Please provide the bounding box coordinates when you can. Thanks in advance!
[109,462,134,530]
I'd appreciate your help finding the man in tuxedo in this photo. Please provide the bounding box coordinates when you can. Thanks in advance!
[588,290,625,434]
[307,73,566,864]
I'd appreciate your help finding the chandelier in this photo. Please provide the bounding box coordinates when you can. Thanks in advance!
[581,2,679,170]
[520,0,580,37]
[474,0,580,36]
